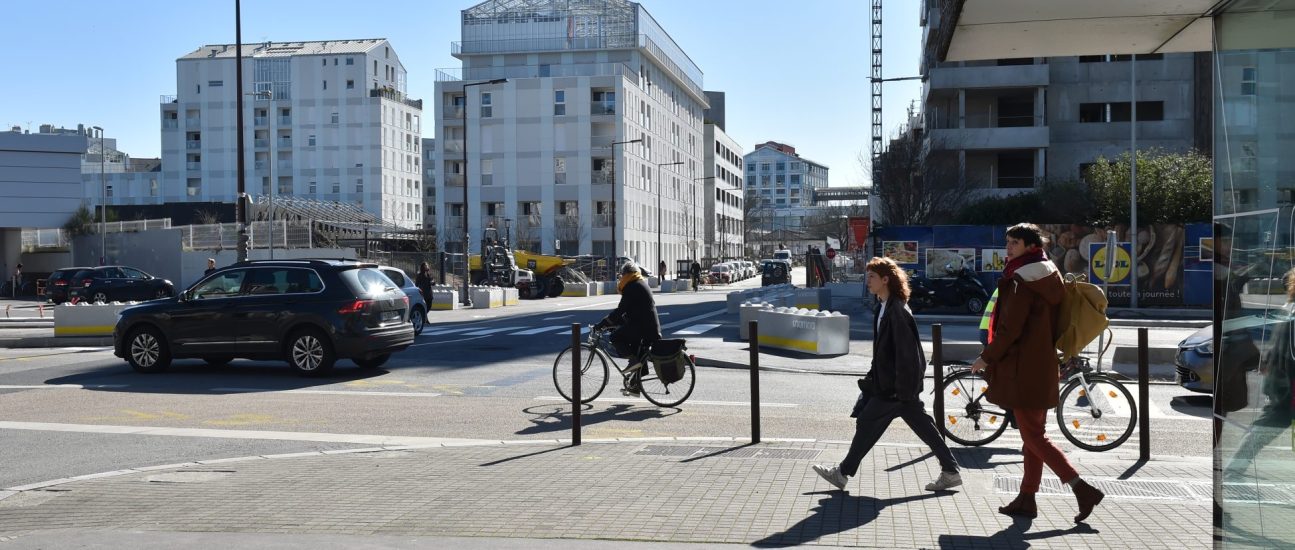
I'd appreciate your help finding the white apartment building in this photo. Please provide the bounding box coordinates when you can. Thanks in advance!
[433,0,708,270]
[159,39,424,228]
[422,138,438,230]
[703,121,744,260]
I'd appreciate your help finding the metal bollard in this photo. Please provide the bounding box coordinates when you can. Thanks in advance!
[438,252,447,285]
[749,320,760,444]
[932,323,944,440]
[1138,327,1150,461]
[572,323,581,446]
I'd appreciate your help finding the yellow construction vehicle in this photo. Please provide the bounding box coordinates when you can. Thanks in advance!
[468,228,587,299]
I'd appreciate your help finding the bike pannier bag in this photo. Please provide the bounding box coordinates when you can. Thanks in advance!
[649,339,688,384]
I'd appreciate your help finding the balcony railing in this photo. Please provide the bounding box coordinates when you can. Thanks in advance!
[162,119,179,129]
[254,160,267,170]
[481,215,507,229]
[278,116,291,125]
[594,213,613,228]
[554,173,567,185]
[254,116,268,126]
[445,174,465,187]
[186,140,202,149]
[370,87,423,109]
[278,137,292,147]
[186,161,201,171]
[185,118,201,127]
[554,214,580,228]
[434,62,638,86]
[443,139,464,153]
[591,102,617,116]
[160,95,177,104]
[279,160,293,171]
[592,171,614,185]
[254,139,268,148]
[443,105,465,119]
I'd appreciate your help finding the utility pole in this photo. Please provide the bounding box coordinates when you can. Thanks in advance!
[234,0,249,262]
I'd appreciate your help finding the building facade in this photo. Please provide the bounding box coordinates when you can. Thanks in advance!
[159,39,424,228]
[919,4,1208,194]
[432,0,708,271]
[0,131,87,277]
[742,141,829,255]
[702,92,743,261]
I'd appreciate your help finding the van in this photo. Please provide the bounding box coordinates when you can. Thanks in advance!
[773,249,793,262]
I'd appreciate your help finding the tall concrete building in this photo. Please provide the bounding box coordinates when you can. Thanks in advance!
[432,0,708,271]
[0,131,87,277]
[919,4,1209,194]
[742,141,830,254]
[159,39,424,228]
[702,91,743,260]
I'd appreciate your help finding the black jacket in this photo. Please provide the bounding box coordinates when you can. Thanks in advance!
[864,297,926,401]
[606,277,661,344]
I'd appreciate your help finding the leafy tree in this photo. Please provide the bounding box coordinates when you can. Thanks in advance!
[1085,148,1212,226]
[63,204,98,236]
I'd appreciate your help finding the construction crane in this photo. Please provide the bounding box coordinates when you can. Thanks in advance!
[869,0,923,219]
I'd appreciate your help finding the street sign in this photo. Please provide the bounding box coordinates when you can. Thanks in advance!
[826,248,837,260]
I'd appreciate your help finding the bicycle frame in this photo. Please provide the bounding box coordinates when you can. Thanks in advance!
[587,328,649,385]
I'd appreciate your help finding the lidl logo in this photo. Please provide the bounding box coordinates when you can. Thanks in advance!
[1088,242,1132,285]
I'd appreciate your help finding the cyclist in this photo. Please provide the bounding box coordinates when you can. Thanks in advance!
[593,261,661,394]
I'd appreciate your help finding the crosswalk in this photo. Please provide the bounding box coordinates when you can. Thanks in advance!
[421,322,728,339]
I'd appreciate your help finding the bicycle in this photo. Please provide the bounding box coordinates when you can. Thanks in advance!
[552,326,697,408]
[936,347,1136,452]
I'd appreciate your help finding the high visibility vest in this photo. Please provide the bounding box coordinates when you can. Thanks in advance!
[979,288,999,342]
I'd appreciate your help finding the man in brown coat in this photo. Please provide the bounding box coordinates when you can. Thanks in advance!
[972,223,1104,523]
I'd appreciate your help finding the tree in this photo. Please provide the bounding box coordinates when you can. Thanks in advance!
[1085,148,1212,226]
[63,204,98,237]
[803,203,868,247]
[743,189,772,256]
[865,127,973,225]
[954,180,1095,225]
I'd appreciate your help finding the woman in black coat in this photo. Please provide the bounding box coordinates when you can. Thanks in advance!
[595,262,661,393]
[812,256,962,493]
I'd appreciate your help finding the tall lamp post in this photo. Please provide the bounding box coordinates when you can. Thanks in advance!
[608,138,642,264]
[247,90,274,258]
[460,78,507,306]
[91,126,106,265]
[655,161,683,274]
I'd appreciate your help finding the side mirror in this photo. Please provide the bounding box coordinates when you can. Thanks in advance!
[181,290,194,302]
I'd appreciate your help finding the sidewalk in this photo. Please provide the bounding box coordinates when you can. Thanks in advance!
[0,438,1210,548]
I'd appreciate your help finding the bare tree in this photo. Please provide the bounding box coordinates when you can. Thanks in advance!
[553,214,587,255]
[863,127,972,225]
[743,189,770,257]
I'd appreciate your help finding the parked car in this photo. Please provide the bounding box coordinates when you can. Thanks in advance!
[377,265,428,336]
[762,260,790,287]
[69,266,175,304]
[113,259,414,376]
[708,264,732,284]
[1175,324,1213,393]
[45,266,92,304]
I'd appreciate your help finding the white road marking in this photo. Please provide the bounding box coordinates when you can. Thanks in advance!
[661,308,725,330]
[533,396,798,408]
[421,327,481,336]
[0,384,128,390]
[542,315,573,321]
[210,388,443,397]
[410,335,490,347]
[461,326,527,336]
[512,326,570,336]
[0,421,495,447]
[673,323,721,336]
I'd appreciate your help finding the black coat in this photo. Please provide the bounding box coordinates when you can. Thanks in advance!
[863,297,926,401]
[606,277,661,345]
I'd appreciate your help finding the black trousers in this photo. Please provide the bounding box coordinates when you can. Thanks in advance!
[840,394,960,477]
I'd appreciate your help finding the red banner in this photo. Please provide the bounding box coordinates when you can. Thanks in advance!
[848,217,869,251]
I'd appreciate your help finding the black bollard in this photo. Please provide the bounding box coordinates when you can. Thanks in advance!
[572,323,581,446]
[1138,327,1150,461]
[932,323,944,440]
[749,320,761,444]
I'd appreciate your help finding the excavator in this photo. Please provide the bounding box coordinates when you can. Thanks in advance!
[468,227,591,299]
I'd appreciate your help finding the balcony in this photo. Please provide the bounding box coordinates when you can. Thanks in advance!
[481,215,507,229]
[370,87,423,110]
[254,160,267,170]
[445,174,465,187]
[592,171,615,185]
[186,161,201,171]
[553,214,579,229]
[185,118,201,127]
[445,215,464,230]
[443,105,465,119]
[591,102,617,116]
[594,213,613,228]
[443,139,464,153]
[928,63,1048,90]
[254,139,268,148]
[279,160,293,171]
[278,115,291,126]
[254,116,268,126]
[481,174,493,186]
[434,62,639,86]
[554,173,567,185]
[185,140,202,149]
[160,95,177,104]
[162,119,179,129]
[926,114,1049,151]
[278,137,292,147]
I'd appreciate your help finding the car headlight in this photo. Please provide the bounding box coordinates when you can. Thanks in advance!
[1193,339,1214,356]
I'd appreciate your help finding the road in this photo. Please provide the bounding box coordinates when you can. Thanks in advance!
[0,276,1212,492]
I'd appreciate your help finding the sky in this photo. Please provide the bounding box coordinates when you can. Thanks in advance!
[0,0,923,188]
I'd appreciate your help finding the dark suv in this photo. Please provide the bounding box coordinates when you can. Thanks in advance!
[113,260,414,376]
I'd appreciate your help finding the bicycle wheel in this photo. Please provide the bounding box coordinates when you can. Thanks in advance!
[641,355,696,408]
[552,344,609,404]
[938,370,1010,446]
[1056,373,1137,452]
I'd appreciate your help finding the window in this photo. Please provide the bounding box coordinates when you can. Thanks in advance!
[322,80,327,90]
[761,163,770,171]
[106,185,113,198]
[1239,142,1257,172]
[330,112,339,124]
[481,92,493,118]
[330,182,339,194]
[149,179,158,197]
[1078,55,1105,63]
[333,58,339,66]
[1079,103,1105,123]
[374,59,378,75]
[208,80,223,87]
[1242,67,1257,96]
[308,134,316,146]
[308,181,317,194]
[346,80,354,89]
[346,57,354,65]
[192,270,246,300]
[186,178,201,197]
[323,58,327,66]
[553,90,565,116]
[790,174,801,185]
[1136,101,1164,121]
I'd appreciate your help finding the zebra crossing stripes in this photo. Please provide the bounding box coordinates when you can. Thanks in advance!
[673,323,721,335]
[511,326,570,336]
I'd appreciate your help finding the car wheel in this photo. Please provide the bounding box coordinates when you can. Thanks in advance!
[92,291,109,304]
[203,357,232,368]
[286,328,335,375]
[126,326,171,373]
[354,354,390,369]
[410,306,426,336]
[966,295,986,315]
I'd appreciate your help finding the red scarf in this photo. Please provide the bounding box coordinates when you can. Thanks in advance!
[1002,248,1047,281]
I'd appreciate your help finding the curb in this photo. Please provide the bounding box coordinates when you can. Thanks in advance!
[0,336,113,349]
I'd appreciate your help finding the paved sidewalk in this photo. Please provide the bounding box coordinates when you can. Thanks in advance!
[0,438,1210,548]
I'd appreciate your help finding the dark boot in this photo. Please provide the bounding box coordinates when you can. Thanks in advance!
[1072,479,1105,523]
[998,493,1037,518]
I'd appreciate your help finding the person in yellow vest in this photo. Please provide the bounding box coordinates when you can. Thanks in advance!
[978,288,998,346]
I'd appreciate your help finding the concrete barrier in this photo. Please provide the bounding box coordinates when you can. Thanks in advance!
[739,301,772,340]
[826,282,867,299]
[470,286,504,309]
[427,286,459,311]
[755,307,850,356]
[675,279,692,292]
[660,280,675,293]
[502,287,520,306]
[54,301,137,337]
[792,288,832,311]
[560,282,591,297]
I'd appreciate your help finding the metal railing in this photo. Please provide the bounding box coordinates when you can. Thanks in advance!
[20,228,70,250]
[186,140,202,149]
[591,102,617,115]
[594,213,613,228]
[445,174,465,187]
[254,138,268,148]
[370,87,423,109]
[186,161,202,171]
[591,171,614,185]
[254,116,268,126]
[278,116,292,125]
[443,105,465,119]
[435,62,638,85]
[162,119,179,129]
[160,95,177,103]
[443,139,464,153]
[178,220,311,251]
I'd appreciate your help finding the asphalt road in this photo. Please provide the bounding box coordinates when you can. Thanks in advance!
[0,276,1213,491]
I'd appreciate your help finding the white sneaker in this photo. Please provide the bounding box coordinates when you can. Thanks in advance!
[925,471,963,491]
[812,463,848,491]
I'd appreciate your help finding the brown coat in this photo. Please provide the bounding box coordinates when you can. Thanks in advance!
[982,260,1064,410]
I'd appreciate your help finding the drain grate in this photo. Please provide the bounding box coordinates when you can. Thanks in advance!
[1220,482,1295,505]
[995,475,1212,502]
[634,445,820,461]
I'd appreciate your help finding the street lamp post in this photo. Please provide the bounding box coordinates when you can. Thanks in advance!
[91,126,105,265]
[460,78,507,306]
[247,90,274,258]
[608,138,642,265]
[655,161,683,275]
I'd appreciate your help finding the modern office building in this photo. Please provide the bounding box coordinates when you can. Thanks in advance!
[742,141,829,254]
[158,38,424,228]
[702,91,743,260]
[432,0,708,271]
[34,124,165,208]
[0,130,87,277]
[919,4,1209,194]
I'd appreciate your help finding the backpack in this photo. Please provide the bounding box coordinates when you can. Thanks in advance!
[649,339,689,385]
[1054,273,1110,362]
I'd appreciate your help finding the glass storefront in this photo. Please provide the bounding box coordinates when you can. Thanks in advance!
[1213,3,1295,547]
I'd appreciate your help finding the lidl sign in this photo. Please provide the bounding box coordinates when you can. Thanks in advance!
[1088,242,1132,285]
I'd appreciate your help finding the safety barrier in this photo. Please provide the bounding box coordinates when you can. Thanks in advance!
[427,286,460,310]
[755,307,850,356]
[502,287,520,306]
[674,279,692,292]
[470,286,504,309]
[725,284,796,314]
[54,302,138,337]
[792,288,832,311]
[560,282,593,297]
[739,301,772,340]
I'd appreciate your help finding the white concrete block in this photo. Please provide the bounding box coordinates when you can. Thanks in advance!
[502,287,520,306]
[428,289,458,311]
[54,302,136,337]
[792,288,832,311]
[755,307,850,356]
[739,301,773,341]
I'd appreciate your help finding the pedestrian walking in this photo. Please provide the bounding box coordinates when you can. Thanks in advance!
[811,256,962,493]
[415,261,434,301]
[658,260,667,281]
[204,258,217,277]
[970,223,1104,522]
[690,260,701,292]
[10,263,22,297]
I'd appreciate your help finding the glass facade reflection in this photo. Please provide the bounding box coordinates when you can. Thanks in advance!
[1213,4,1295,547]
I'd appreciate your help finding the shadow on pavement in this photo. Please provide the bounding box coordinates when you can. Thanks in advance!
[936,517,1098,549]
[478,444,569,467]
[44,360,386,395]
[751,490,944,547]
[516,403,679,435]
[679,442,757,463]
[949,446,1025,470]
[1169,395,1213,418]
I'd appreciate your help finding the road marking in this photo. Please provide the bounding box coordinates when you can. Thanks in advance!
[421,327,481,336]
[661,308,725,330]
[210,388,443,397]
[542,315,572,320]
[0,420,495,447]
[460,326,526,336]
[533,396,798,408]
[0,384,128,390]
[673,323,721,336]
[410,335,490,347]
[512,325,570,336]
[554,300,617,312]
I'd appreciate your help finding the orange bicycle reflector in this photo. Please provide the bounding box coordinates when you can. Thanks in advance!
[1097,434,1108,441]
[1072,420,1081,429]
[989,416,998,424]
[951,388,961,396]
[948,416,958,425]
[1109,390,1118,398]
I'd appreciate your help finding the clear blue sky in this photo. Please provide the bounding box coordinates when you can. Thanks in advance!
[0,0,921,188]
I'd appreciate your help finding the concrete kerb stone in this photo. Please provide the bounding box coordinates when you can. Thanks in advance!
[755,306,850,355]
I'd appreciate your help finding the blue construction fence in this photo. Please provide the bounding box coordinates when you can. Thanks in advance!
[872,223,1211,308]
